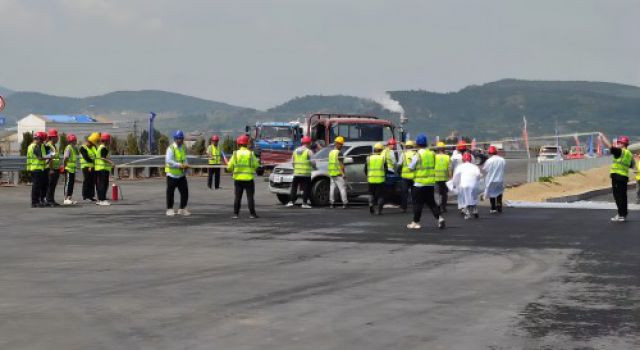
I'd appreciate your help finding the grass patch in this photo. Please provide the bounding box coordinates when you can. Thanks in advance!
[562,170,581,176]
[538,176,555,183]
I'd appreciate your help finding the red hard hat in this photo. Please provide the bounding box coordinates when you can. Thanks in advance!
[462,153,472,162]
[457,141,467,151]
[488,146,498,155]
[301,136,312,144]
[100,133,111,141]
[387,138,397,146]
[236,134,249,145]
[35,131,47,140]
[67,134,77,142]
[618,136,630,146]
[47,128,58,137]
[211,135,220,142]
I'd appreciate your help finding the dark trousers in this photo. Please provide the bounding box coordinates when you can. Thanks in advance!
[167,176,189,209]
[31,170,45,205]
[612,176,628,217]
[436,181,449,211]
[96,170,110,201]
[413,186,441,223]
[207,167,221,189]
[369,183,385,213]
[290,176,311,204]
[490,195,503,211]
[637,181,640,203]
[400,179,415,210]
[40,170,49,203]
[46,171,60,203]
[64,172,76,197]
[82,168,96,200]
[234,180,256,215]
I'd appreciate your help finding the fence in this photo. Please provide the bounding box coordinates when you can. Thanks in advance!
[526,157,611,183]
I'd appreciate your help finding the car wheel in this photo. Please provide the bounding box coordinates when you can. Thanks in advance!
[276,194,290,205]
[310,178,330,207]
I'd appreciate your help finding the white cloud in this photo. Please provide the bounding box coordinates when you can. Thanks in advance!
[58,0,163,33]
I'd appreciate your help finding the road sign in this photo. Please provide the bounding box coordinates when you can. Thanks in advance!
[0,95,5,112]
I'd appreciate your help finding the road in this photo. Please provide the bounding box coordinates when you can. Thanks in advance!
[0,176,638,349]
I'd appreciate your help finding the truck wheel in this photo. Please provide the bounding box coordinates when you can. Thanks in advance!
[256,167,265,176]
[276,194,290,205]
[310,178,330,207]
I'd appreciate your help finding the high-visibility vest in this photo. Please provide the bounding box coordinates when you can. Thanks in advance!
[80,145,96,169]
[367,154,386,184]
[165,144,187,177]
[328,149,342,177]
[293,148,312,176]
[434,154,451,182]
[229,147,257,181]
[401,150,416,180]
[415,148,436,185]
[64,144,78,173]
[208,144,222,165]
[611,149,633,177]
[94,145,112,172]
[637,161,640,181]
[47,142,60,168]
[381,148,395,170]
[26,143,46,171]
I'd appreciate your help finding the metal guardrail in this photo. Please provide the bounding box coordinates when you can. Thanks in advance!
[0,155,214,171]
[526,157,611,182]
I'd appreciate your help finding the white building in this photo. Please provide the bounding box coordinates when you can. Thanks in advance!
[17,114,132,144]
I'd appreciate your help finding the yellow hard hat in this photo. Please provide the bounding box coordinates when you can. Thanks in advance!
[88,132,100,144]
[374,142,384,151]
[334,136,345,144]
[405,140,416,147]
[437,141,446,148]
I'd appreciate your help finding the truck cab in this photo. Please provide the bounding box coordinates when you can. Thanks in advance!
[248,122,304,173]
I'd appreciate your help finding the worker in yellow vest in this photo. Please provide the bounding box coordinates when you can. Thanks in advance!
[434,141,452,213]
[601,134,635,222]
[397,140,417,212]
[207,135,227,190]
[406,134,446,230]
[165,130,191,216]
[381,138,398,172]
[228,134,260,219]
[365,143,387,215]
[94,133,115,206]
[80,132,100,202]
[27,132,49,207]
[286,136,315,208]
[636,156,640,205]
[44,129,61,206]
[61,134,79,205]
[328,136,348,209]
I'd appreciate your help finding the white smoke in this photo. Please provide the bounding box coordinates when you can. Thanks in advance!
[376,93,407,124]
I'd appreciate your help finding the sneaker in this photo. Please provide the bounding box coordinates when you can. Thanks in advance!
[611,215,626,222]
[437,216,446,229]
[88,198,97,202]
[232,214,239,219]
[166,209,176,216]
[301,203,312,209]
[249,215,259,219]
[489,210,498,214]
[406,222,421,229]
[285,202,294,207]
[63,199,73,205]
[97,201,111,206]
[178,209,191,216]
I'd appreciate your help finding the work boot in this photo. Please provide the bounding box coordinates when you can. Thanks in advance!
[497,205,503,213]
[473,206,479,218]
[330,203,335,209]
[369,205,375,215]
[249,214,259,219]
[166,209,176,216]
[342,204,348,209]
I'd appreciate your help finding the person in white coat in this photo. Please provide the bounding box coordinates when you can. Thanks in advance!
[452,152,482,219]
[482,146,506,214]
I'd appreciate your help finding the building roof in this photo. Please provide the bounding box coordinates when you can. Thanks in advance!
[38,115,98,123]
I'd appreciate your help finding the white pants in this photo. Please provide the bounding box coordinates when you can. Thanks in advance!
[330,176,348,204]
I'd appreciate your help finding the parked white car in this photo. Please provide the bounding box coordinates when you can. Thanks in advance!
[537,145,564,163]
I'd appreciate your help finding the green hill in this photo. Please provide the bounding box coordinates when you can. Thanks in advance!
[389,79,640,139]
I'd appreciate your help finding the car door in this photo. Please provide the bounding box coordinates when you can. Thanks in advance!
[344,145,373,194]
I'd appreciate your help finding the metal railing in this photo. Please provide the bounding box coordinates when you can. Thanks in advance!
[526,157,611,182]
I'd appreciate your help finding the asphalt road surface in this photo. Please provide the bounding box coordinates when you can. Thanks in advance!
[1,176,638,350]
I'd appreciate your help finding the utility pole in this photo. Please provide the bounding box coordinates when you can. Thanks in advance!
[148,112,156,154]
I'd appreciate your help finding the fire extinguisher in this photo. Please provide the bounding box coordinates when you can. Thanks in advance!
[112,183,119,201]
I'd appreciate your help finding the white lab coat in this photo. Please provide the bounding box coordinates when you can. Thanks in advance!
[482,155,506,198]
[452,162,482,208]
[450,150,475,172]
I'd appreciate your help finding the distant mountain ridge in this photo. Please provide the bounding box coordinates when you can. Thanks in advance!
[0,86,13,97]
[1,79,639,138]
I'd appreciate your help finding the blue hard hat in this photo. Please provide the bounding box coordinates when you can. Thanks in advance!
[173,130,184,139]
[416,133,428,146]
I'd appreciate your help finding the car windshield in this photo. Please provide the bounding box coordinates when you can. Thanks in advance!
[259,126,293,141]
[330,123,394,142]
[312,145,351,160]
[540,147,559,154]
